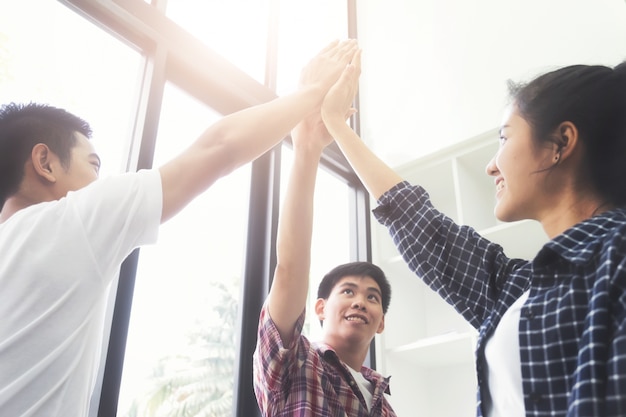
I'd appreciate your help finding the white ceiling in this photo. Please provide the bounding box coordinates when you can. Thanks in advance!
[357,0,626,167]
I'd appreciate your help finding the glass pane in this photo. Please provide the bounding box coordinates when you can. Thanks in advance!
[118,83,249,415]
[164,0,271,84]
[0,0,143,177]
[276,0,349,95]
[280,147,351,341]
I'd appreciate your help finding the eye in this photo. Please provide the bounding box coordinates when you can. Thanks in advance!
[498,135,507,145]
[90,161,101,173]
[342,289,354,295]
[368,294,380,303]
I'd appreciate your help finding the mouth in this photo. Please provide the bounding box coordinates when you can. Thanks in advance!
[495,178,504,196]
[345,314,369,324]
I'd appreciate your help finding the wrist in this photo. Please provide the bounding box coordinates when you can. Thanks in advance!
[298,83,327,103]
[323,116,350,134]
[292,142,326,159]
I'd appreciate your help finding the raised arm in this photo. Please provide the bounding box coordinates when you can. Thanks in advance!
[266,103,336,346]
[158,39,358,223]
[321,49,404,201]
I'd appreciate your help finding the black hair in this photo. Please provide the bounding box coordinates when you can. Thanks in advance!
[317,261,391,314]
[507,61,626,207]
[0,102,92,209]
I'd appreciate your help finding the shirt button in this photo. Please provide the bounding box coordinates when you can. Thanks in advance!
[524,309,535,319]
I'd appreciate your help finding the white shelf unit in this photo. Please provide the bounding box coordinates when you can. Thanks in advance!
[373,129,549,417]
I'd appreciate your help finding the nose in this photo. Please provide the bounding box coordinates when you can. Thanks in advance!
[351,299,366,311]
[485,154,498,177]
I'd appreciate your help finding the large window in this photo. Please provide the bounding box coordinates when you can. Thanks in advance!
[164,0,271,84]
[117,83,250,415]
[2,1,367,416]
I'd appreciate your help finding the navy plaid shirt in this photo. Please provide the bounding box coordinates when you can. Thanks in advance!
[373,181,626,417]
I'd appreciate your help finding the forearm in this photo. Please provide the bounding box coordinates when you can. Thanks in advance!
[325,119,403,200]
[276,149,319,285]
[159,86,323,222]
[195,85,324,177]
[268,147,322,344]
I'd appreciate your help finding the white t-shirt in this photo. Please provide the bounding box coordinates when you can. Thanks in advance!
[348,366,374,411]
[0,169,162,417]
[484,290,529,417]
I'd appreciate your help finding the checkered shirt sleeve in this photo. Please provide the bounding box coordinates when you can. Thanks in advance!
[373,181,528,329]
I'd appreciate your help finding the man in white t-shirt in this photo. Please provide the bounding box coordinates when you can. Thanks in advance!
[0,39,358,417]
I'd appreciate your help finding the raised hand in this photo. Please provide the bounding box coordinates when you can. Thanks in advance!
[320,48,403,201]
[298,39,359,97]
[321,48,362,126]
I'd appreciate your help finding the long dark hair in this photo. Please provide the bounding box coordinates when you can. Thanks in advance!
[508,61,626,207]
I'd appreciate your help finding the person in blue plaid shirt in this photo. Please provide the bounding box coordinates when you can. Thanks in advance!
[322,53,626,417]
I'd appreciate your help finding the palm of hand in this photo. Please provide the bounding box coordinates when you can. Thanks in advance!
[299,40,358,92]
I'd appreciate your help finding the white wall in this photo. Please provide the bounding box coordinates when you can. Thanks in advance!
[357,0,626,167]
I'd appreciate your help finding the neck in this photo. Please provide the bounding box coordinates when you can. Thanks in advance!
[539,193,613,239]
[0,194,46,223]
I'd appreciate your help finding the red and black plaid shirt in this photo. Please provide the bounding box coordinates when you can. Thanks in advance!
[253,302,397,417]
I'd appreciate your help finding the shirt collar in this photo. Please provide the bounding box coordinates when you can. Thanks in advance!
[535,207,626,266]
[315,342,392,394]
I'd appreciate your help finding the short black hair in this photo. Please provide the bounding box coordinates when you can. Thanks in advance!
[317,261,391,314]
[0,102,92,209]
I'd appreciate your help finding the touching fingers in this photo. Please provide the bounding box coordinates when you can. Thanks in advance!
[352,48,362,75]
[328,38,358,60]
[342,61,360,94]
[318,39,340,54]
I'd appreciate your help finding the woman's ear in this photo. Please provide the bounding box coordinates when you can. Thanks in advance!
[553,121,579,163]
[31,143,57,183]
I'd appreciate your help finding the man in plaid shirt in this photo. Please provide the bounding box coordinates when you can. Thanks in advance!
[253,48,397,417]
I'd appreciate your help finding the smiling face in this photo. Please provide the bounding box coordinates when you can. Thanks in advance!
[315,275,385,351]
[485,105,557,223]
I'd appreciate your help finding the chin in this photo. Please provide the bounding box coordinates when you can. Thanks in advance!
[494,203,517,223]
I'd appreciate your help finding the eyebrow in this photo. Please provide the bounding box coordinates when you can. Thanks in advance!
[499,124,510,135]
[338,281,382,297]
